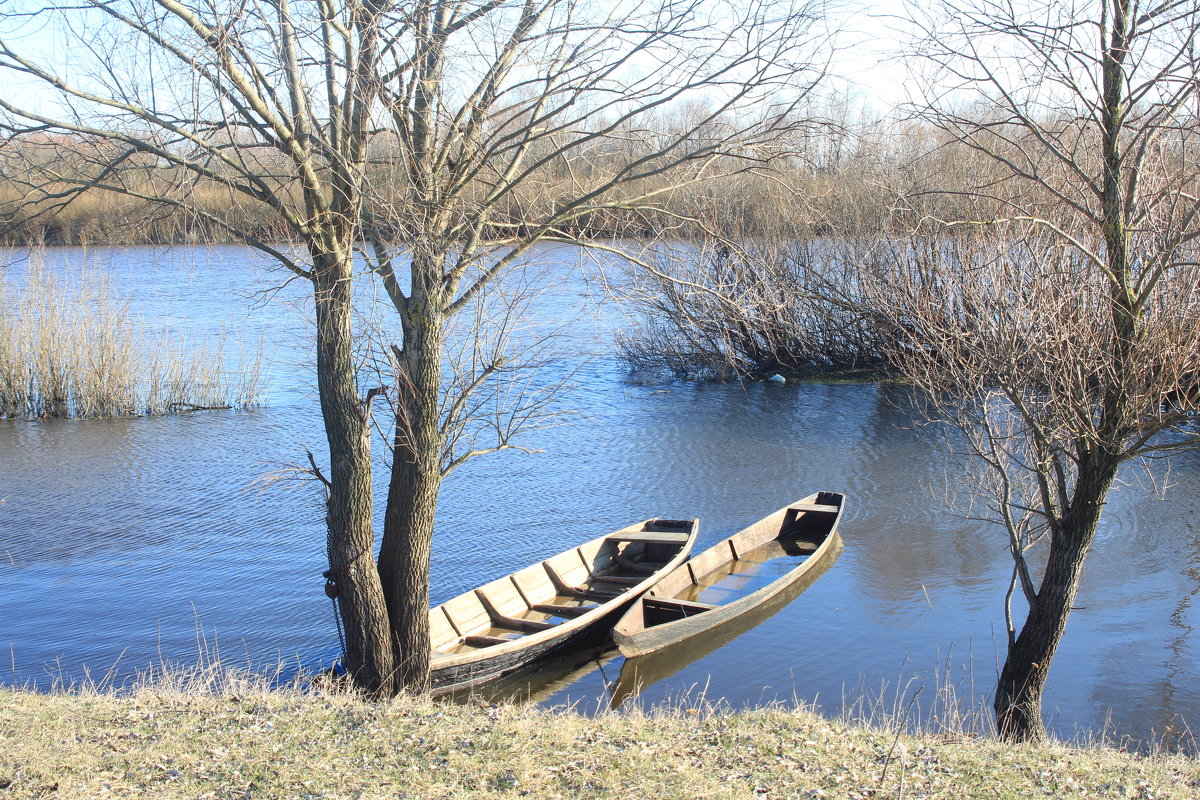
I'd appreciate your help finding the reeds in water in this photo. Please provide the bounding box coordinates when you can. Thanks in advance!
[0,262,264,419]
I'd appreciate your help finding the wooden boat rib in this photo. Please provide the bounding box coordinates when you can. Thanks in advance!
[611,492,844,659]
[429,517,698,694]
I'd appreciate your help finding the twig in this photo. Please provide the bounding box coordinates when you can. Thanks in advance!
[305,448,332,491]
[879,686,923,788]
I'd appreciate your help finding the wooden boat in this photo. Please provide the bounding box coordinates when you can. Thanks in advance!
[429,517,698,694]
[610,533,843,706]
[611,492,844,659]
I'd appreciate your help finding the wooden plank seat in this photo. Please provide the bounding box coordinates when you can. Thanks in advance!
[494,614,556,632]
[789,502,840,514]
[562,586,621,601]
[644,597,717,614]
[615,553,666,574]
[607,530,692,545]
[473,589,558,633]
[531,602,592,619]
[640,596,719,626]
[590,573,644,586]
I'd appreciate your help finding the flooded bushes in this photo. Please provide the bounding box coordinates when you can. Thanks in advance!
[615,239,894,380]
[0,265,264,419]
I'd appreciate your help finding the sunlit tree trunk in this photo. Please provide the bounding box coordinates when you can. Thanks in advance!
[378,249,446,692]
[313,253,396,695]
[994,454,1117,741]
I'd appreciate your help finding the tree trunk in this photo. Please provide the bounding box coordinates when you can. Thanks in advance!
[378,304,445,693]
[994,454,1118,741]
[313,259,396,695]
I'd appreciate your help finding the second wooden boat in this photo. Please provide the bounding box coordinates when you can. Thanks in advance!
[429,517,698,694]
[611,492,844,658]
[610,532,842,707]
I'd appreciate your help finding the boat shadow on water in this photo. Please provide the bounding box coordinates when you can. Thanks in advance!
[442,644,620,705]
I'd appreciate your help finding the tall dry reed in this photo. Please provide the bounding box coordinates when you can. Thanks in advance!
[0,262,264,419]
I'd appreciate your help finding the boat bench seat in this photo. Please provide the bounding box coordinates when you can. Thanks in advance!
[543,561,622,601]
[641,596,718,625]
[472,589,559,633]
[573,587,621,600]
[591,573,644,586]
[615,552,664,574]
[790,502,839,514]
[492,614,556,633]
[644,597,717,614]
[607,530,692,544]
[463,635,511,648]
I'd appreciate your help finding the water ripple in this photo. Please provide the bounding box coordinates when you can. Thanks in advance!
[2,245,1198,749]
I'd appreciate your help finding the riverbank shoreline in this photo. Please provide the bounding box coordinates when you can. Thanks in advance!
[2,685,1196,799]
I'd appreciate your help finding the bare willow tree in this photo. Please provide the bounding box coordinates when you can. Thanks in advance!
[883,0,1200,741]
[0,0,831,692]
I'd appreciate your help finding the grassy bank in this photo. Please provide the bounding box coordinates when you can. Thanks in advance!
[2,686,1196,799]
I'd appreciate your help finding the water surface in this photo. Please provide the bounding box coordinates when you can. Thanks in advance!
[1,244,1197,748]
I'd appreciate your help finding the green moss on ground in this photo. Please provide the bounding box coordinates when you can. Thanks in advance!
[1,688,1196,799]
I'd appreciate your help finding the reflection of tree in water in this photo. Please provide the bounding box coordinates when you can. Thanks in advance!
[1157,507,1200,752]
[1143,446,1200,752]
[1077,446,1200,753]
[847,382,1006,609]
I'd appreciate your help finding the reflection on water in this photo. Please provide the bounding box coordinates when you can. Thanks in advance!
[1,245,1199,749]
[445,646,619,706]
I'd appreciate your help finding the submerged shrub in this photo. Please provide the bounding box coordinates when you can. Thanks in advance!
[615,239,893,380]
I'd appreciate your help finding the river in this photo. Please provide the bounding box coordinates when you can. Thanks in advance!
[1,244,1197,749]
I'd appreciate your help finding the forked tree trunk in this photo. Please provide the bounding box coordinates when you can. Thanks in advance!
[994,454,1118,741]
[313,258,396,694]
[378,307,445,693]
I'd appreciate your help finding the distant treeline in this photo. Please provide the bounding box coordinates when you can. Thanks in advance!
[0,110,1024,246]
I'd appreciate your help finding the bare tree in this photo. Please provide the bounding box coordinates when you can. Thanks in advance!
[884,0,1200,741]
[0,0,831,692]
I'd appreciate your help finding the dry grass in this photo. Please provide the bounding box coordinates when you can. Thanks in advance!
[0,262,264,419]
[1,679,1197,799]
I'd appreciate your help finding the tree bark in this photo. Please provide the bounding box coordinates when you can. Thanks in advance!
[378,439,440,692]
[313,256,396,695]
[994,453,1118,741]
[378,284,445,693]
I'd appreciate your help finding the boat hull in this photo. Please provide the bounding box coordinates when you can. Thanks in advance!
[430,599,623,694]
[612,492,844,659]
[610,532,842,705]
[427,517,698,695]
